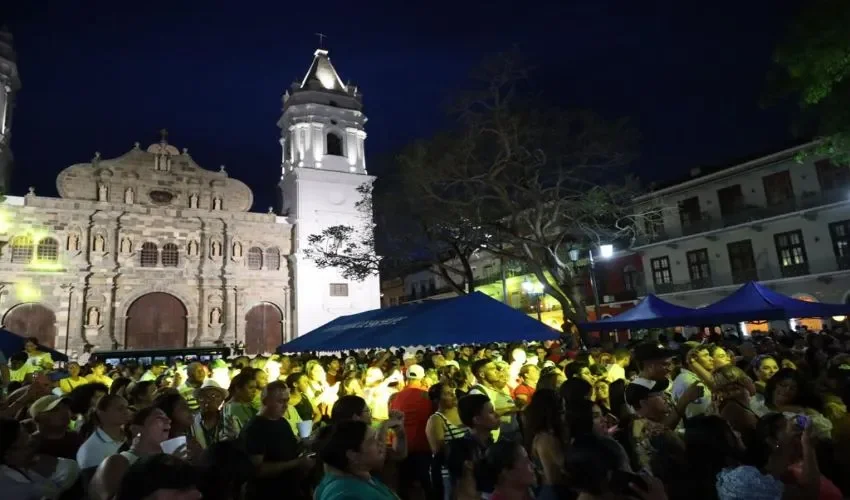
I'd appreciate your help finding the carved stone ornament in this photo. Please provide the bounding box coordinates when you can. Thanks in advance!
[92,234,106,252]
[86,306,101,327]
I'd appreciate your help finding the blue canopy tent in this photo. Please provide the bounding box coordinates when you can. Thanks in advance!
[576,294,698,331]
[0,328,69,361]
[685,281,850,325]
[280,292,561,352]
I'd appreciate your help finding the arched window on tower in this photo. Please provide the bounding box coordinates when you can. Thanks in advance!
[140,242,158,267]
[11,235,33,263]
[326,132,343,157]
[265,247,280,271]
[162,243,179,267]
[247,247,263,270]
[36,238,59,263]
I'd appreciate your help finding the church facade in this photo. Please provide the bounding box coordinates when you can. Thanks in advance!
[0,48,380,356]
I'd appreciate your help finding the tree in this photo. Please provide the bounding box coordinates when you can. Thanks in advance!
[410,51,654,346]
[768,0,850,162]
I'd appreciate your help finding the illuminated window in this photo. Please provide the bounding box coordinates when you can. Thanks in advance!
[11,236,33,263]
[140,242,158,267]
[36,238,59,262]
[162,243,179,267]
[326,132,343,156]
[247,247,263,270]
[265,247,280,270]
[330,283,349,297]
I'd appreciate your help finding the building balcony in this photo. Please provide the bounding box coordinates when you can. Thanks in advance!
[636,187,850,246]
[648,256,850,295]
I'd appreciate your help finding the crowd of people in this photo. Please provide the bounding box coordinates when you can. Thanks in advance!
[1,328,849,500]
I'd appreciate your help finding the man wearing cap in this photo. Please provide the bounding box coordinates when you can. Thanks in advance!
[30,394,84,459]
[389,364,435,499]
[624,377,687,470]
[139,360,166,382]
[631,342,702,430]
[192,379,240,449]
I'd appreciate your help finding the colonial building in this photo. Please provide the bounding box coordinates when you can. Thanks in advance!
[633,142,850,332]
[0,48,380,355]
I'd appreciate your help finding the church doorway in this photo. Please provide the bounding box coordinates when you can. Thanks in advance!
[125,293,187,349]
[2,303,57,348]
[244,303,283,355]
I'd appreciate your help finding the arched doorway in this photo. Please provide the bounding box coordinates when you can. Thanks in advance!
[125,293,187,349]
[2,303,57,348]
[244,303,283,355]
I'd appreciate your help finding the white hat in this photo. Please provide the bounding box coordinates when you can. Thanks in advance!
[406,364,425,380]
[194,378,228,399]
[402,351,417,361]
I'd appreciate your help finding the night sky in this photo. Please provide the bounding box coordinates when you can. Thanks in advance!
[3,0,803,211]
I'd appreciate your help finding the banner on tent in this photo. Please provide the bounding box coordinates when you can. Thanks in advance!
[324,316,407,333]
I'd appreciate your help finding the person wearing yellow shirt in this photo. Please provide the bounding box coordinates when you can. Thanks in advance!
[86,360,113,388]
[9,353,36,382]
[23,337,53,369]
[59,362,88,393]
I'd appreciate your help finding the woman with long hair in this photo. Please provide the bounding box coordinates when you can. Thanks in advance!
[153,393,203,461]
[89,407,173,500]
[764,368,832,439]
[713,365,761,443]
[76,395,131,470]
[425,382,466,500]
[524,389,566,489]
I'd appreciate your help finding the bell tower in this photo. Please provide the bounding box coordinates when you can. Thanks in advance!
[0,27,22,194]
[279,48,379,337]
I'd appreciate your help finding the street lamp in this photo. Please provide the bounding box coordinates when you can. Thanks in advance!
[569,244,614,323]
[522,279,544,321]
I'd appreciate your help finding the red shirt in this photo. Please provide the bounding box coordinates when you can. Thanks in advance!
[389,386,432,453]
[512,383,535,403]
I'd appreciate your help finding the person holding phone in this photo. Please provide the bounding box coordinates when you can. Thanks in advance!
[672,344,715,419]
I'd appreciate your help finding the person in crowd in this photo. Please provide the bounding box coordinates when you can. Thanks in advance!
[453,365,476,399]
[305,359,333,418]
[326,356,342,386]
[191,379,240,450]
[66,382,109,431]
[339,370,365,398]
[90,406,173,500]
[86,360,114,388]
[243,380,314,499]
[566,435,667,500]
[751,355,780,394]
[126,380,156,410]
[114,453,201,500]
[513,364,540,409]
[712,345,733,369]
[250,365,269,410]
[624,376,692,471]
[9,352,35,383]
[536,366,567,393]
[594,379,611,411]
[76,343,94,367]
[315,420,397,499]
[525,388,566,490]
[390,364,435,499]
[77,394,131,470]
[24,337,53,369]
[455,393,500,478]
[286,371,321,424]
[672,344,714,418]
[763,368,833,439]
[364,366,395,424]
[426,381,466,500]
[179,361,206,413]
[109,376,132,399]
[470,358,519,442]
[139,360,167,382]
[477,440,538,500]
[606,348,631,383]
[224,370,258,429]
[153,392,203,461]
[0,416,81,500]
[29,394,84,460]
[59,362,87,394]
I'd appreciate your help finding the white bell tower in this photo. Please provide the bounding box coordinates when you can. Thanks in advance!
[279,48,380,337]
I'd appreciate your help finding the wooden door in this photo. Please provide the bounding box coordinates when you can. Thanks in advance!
[125,293,187,349]
[244,303,283,354]
[2,303,57,348]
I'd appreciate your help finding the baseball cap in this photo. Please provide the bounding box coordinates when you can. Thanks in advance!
[29,395,70,419]
[625,377,669,409]
[633,342,677,364]
[406,364,425,380]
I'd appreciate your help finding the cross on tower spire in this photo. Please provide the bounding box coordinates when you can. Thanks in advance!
[160,128,169,143]
[314,32,327,49]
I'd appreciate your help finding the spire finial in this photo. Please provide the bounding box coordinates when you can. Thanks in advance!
[160,128,169,143]
[314,32,327,49]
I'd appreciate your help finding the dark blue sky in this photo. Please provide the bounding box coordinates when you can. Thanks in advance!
[3,0,802,210]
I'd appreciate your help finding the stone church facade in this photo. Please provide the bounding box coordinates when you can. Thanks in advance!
[0,47,381,357]
[0,135,292,356]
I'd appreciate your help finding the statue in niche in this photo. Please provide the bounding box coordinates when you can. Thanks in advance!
[97,183,108,202]
[212,197,222,210]
[120,238,132,254]
[189,193,198,208]
[209,307,222,326]
[67,233,79,251]
[86,307,101,327]
[232,242,242,258]
[210,241,221,257]
[188,240,198,256]
[93,234,105,252]
[124,188,134,204]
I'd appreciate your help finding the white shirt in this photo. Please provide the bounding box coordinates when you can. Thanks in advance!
[606,363,626,383]
[76,352,91,366]
[0,458,79,500]
[76,427,125,469]
[672,369,712,419]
